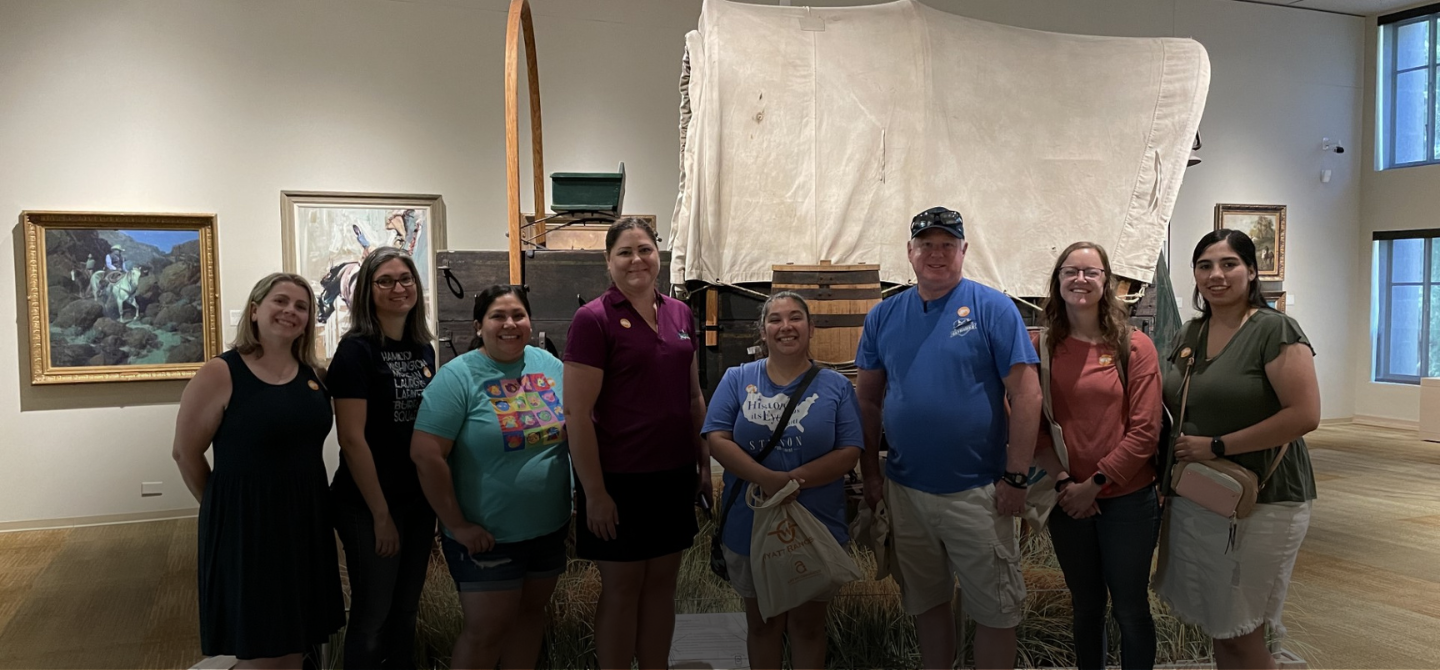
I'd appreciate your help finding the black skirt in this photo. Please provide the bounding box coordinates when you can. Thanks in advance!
[575,464,701,562]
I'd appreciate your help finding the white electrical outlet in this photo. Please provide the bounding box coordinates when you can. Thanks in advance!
[141,481,163,497]
[229,309,242,326]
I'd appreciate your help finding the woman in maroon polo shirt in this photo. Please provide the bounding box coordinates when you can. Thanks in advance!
[564,217,711,670]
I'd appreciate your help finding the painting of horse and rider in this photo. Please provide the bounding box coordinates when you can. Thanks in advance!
[23,211,222,384]
[281,192,445,362]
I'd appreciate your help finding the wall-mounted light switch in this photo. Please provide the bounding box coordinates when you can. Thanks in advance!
[141,482,163,497]
[229,310,241,326]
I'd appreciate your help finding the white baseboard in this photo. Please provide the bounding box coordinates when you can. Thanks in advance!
[1352,414,1420,431]
[0,507,197,533]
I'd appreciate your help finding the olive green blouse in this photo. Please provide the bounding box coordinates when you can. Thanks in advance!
[1160,309,1317,505]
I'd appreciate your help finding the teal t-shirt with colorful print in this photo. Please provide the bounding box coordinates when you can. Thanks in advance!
[414,346,571,543]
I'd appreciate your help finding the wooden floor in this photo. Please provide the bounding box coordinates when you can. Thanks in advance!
[1283,423,1440,669]
[0,423,1436,669]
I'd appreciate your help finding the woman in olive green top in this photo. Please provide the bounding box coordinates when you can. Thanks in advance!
[1154,229,1320,670]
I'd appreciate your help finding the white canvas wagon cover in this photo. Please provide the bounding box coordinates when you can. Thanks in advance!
[670,0,1209,295]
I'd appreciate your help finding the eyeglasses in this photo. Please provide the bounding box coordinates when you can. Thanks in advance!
[373,275,416,290]
[1058,267,1105,280]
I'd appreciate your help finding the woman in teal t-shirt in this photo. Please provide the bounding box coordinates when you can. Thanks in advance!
[411,285,571,670]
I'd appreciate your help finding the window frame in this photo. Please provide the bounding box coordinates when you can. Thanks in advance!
[1381,5,1440,169]
[1373,229,1440,384]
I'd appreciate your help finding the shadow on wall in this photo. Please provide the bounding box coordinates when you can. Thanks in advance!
[10,221,186,412]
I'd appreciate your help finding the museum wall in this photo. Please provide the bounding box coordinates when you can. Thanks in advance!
[1354,9,1438,428]
[0,0,1363,526]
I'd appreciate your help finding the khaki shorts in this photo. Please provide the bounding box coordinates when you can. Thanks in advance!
[722,545,834,603]
[886,479,1025,628]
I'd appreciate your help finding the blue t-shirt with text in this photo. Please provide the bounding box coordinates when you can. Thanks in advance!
[855,280,1038,494]
[702,361,863,555]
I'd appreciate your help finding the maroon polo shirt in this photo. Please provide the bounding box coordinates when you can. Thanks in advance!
[564,285,700,474]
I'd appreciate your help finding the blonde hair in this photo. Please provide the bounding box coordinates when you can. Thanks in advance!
[232,272,322,370]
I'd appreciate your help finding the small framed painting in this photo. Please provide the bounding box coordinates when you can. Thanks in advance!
[23,211,223,384]
[1263,290,1287,314]
[1215,204,1286,280]
[281,192,445,362]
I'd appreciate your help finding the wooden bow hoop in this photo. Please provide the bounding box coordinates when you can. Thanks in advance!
[505,0,544,284]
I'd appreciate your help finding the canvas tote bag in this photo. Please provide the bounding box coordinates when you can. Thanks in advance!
[849,499,899,583]
[748,480,864,621]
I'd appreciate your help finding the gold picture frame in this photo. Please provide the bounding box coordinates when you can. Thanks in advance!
[1215,203,1286,281]
[1263,290,1287,314]
[23,211,222,384]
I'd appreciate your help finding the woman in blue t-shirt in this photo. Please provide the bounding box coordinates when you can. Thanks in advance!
[410,285,571,669]
[701,291,863,670]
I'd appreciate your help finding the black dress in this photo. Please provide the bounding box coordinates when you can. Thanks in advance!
[197,350,345,659]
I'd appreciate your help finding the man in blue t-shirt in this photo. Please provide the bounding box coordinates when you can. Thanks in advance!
[855,206,1042,670]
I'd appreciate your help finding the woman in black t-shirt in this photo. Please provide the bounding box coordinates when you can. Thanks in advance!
[326,247,437,669]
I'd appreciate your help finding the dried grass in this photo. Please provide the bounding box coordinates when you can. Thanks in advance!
[392,512,1215,669]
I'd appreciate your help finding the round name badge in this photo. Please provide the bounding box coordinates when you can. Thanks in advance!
[620,318,632,329]
[307,380,320,391]
[957,306,971,317]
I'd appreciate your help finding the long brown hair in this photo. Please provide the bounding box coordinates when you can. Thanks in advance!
[232,272,322,370]
[343,247,433,346]
[1041,242,1130,360]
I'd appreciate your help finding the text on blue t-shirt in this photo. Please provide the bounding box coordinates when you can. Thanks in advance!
[854,280,1038,494]
[701,361,863,555]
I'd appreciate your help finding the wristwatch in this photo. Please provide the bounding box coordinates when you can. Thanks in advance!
[1092,472,1108,487]
[1211,436,1227,458]
[1000,471,1030,489]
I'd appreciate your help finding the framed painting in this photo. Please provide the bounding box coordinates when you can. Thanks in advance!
[1263,290,1287,314]
[1215,204,1286,280]
[23,211,222,384]
[281,192,446,362]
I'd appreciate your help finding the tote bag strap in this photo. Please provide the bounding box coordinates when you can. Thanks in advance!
[1039,331,1057,426]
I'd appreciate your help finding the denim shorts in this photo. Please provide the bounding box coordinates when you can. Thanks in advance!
[440,523,569,592]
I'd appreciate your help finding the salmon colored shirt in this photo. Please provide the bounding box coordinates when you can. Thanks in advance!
[1033,330,1162,498]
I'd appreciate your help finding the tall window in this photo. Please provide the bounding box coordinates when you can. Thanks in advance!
[1379,5,1440,169]
[1374,231,1440,384]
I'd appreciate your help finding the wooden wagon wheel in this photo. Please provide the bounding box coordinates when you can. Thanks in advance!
[505,0,544,284]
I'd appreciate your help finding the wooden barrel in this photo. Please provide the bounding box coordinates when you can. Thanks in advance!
[771,262,880,365]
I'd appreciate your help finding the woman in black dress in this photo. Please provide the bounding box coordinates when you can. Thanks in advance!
[173,273,344,668]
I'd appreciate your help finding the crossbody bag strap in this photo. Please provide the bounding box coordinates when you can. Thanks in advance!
[715,364,822,530]
[1258,443,1291,489]
[1174,320,1205,434]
